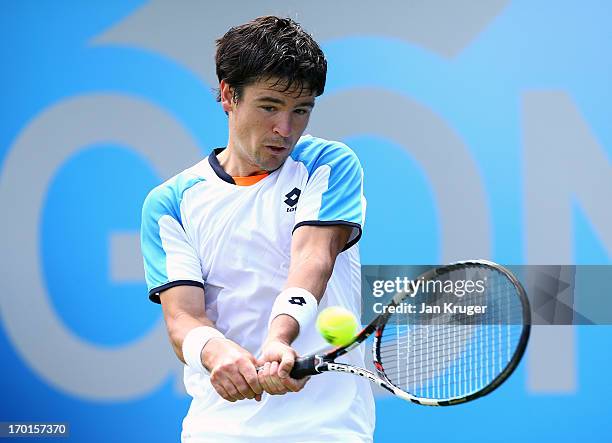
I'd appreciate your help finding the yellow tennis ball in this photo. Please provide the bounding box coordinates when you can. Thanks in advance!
[316,306,359,347]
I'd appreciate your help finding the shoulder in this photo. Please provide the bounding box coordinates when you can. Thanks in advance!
[290,135,362,175]
[142,162,207,226]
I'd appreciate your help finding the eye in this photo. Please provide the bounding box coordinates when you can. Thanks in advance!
[261,106,276,112]
[294,109,310,115]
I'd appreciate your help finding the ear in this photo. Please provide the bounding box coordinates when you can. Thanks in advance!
[219,80,234,114]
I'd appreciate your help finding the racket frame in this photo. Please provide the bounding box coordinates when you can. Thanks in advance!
[291,260,531,406]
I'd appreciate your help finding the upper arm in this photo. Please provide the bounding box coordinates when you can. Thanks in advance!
[291,224,352,261]
[158,285,211,363]
[159,285,207,326]
[286,224,352,298]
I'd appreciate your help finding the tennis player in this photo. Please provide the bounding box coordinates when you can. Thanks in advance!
[141,16,374,442]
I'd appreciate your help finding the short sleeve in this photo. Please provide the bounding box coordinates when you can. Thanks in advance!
[293,141,366,251]
[140,176,205,303]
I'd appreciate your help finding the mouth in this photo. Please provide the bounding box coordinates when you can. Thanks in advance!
[265,145,287,155]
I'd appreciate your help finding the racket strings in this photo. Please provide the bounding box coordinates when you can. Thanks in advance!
[377,311,524,351]
[378,330,524,366]
[377,265,525,400]
[378,340,524,380]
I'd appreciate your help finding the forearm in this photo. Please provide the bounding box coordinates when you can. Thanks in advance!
[285,250,335,299]
[268,249,337,344]
[268,225,350,344]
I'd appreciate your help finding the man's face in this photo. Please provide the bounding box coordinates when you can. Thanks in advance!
[221,77,315,172]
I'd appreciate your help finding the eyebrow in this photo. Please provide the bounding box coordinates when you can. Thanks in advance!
[255,96,315,108]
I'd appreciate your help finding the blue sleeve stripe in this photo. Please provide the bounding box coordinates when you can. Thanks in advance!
[292,136,364,224]
[140,174,205,294]
[318,153,363,224]
[291,136,365,250]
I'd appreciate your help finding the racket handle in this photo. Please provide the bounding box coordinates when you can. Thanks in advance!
[290,356,319,379]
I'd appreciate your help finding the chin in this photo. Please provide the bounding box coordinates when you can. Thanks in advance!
[261,157,288,171]
[263,162,283,172]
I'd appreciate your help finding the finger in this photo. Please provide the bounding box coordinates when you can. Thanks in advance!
[283,375,309,393]
[260,361,281,395]
[212,367,246,401]
[279,369,308,392]
[252,353,266,369]
[210,371,237,402]
[278,351,295,379]
[213,380,236,402]
[268,361,288,394]
[233,374,257,399]
[279,376,301,392]
[218,377,243,401]
[240,363,263,395]
[224,382,242,401]
[219,359,259,400]
[258,362,274,394]
[266,361,282,394]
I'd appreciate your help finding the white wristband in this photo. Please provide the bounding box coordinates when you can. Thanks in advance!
[268,287,318,333]
[182,326,225,374]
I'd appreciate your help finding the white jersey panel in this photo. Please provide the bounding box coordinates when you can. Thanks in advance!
[158,215,204,284]
[294,163,328,222]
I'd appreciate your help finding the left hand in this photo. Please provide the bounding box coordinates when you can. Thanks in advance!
[257,339,309,395]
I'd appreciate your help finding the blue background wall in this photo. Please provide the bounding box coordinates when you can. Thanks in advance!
[1,1,611,442]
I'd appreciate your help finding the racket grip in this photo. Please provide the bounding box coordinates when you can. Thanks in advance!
[290,356,319,379]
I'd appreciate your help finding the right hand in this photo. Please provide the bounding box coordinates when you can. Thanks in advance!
[202,338,263,402]
[257,338,309,395]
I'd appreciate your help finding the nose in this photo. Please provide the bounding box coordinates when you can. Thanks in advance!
[273,113,292,138]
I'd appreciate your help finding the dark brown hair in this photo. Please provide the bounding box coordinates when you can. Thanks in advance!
[215,16,327,102]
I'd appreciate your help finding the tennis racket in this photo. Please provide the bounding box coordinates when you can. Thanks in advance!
[290,260,531,406]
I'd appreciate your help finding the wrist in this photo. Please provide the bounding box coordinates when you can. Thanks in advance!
[268,288,318,336]
[182,326,225,374]
[200,336,228,370]
[266,315,299,346]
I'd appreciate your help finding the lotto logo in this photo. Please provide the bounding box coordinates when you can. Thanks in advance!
[284,188,301,208]
[288,296,306,306]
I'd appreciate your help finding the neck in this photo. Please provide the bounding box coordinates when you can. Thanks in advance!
[217,145,266,177]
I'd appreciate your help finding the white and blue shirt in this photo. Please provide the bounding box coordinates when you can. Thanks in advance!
[141,135,374,443]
